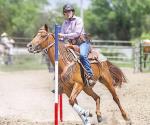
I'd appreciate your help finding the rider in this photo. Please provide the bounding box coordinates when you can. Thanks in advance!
[59,4,95,86]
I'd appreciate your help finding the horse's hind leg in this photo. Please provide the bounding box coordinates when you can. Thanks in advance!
[100,68,129,121]
[144,54,148,68]
[83,87,102,122]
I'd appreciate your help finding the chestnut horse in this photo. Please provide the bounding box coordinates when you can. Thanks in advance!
[27,24,131,124]
[142,40,150,68]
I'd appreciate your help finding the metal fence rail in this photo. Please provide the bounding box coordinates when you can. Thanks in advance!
[8,37,134,66]
[91,40,133,65]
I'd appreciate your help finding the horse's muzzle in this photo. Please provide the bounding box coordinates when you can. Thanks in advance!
[27,43,36,53]
[27,42,41,53]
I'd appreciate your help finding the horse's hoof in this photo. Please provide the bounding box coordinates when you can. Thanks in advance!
[89,112,93,117]
[51,89,55,93]
[85,110,93,117]
[97,115,102,123]
[126,118,132,125]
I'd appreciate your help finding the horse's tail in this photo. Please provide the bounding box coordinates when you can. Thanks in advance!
[107,60,127,87]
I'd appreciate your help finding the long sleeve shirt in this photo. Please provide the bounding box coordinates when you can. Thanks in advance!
[61,16,85,40]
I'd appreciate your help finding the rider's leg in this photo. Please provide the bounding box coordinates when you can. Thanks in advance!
[79,42,95,86]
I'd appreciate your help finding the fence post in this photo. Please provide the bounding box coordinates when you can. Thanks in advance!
[139,41,143,72]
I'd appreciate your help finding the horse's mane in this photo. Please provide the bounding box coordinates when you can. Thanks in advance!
[58,41,77,63]
[58,41,79,83]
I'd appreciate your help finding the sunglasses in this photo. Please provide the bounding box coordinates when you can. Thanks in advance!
[63,10,72,13]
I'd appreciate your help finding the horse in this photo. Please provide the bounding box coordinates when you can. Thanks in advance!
[142,40,150,68]
[27,24,131,124]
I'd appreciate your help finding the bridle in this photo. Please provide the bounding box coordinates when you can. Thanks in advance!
[41,33,55,54]
[28,29,55,54]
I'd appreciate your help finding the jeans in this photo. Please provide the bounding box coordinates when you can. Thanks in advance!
[79,42,93,77]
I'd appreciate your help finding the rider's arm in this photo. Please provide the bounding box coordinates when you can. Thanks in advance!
[64,18,84,39]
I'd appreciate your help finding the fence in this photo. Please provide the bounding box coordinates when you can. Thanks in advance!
[12,37,31,47]
[2,37,134,67]
[134,40,150,72]
[91,40,133,66]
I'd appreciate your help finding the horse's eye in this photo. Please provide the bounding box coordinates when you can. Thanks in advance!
[41,35,46,38]
[41,32,47,38]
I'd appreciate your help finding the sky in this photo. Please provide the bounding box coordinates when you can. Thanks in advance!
[48,0,91,9]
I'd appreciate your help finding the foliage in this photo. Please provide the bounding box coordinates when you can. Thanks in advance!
[0,0,48,37]
[0,54,47,71]
[141,32,150,39]
[84,0,150,40]
[0,0,150,41]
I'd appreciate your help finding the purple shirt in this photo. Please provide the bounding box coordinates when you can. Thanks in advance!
[61,16,85,40]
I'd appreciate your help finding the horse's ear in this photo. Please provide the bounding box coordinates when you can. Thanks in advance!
[44,24,48,32]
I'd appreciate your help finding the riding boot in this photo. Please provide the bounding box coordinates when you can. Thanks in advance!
[87,76,96,86]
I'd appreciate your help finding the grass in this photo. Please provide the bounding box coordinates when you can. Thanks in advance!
[1,54,148,72]
[108,59,134,68]
[0,54,48,72]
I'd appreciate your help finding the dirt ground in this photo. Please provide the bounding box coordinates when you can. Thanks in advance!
[0,68,150,125]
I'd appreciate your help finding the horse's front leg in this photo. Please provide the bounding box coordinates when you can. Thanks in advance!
[69,82,91,125]
[69,82,83,106]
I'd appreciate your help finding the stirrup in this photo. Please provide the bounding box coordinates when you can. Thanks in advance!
[87,76,96,86]
[88,79,95,86]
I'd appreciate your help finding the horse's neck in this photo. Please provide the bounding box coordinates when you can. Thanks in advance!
[46,41,66,70]
[47,45,55,65]
[47,41,75,70]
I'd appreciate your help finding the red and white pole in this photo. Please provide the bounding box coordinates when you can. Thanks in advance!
[54,63,58,125]
[54,25,61,125]
[54,25,63,125]
[59,94,63,122]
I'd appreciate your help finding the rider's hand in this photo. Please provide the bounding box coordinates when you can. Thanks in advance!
[65,44,74,49]
[58,33,64,38]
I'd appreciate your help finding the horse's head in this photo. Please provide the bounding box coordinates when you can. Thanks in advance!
[27,24,54,53]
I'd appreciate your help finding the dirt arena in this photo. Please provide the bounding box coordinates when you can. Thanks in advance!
[0,68,150,125]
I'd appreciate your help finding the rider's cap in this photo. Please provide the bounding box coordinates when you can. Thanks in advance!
[63,4,75,13]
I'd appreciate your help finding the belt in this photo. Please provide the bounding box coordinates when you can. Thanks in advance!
[69,34,91,45]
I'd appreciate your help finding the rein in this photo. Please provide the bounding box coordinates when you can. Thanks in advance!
[41,33,55,54]
[42,38,55,53]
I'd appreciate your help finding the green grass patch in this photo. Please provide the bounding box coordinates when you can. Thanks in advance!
[0,54,47,72]
[109,59,133,68]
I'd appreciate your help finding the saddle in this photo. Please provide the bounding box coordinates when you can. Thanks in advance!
[60,44,107,83]
[66,44,107,63]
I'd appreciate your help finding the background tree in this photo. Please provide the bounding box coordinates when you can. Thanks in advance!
[1,0,150,40]
[0,0,48,37]
[84,0,150,40]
